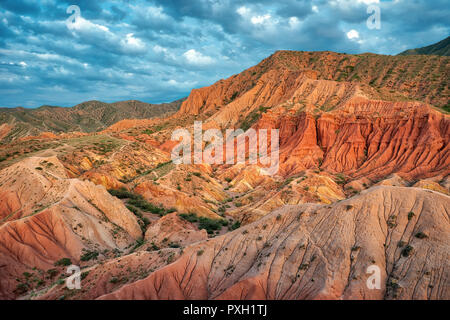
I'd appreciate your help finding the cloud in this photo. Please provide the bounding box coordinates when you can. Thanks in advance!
[347,29,360,39]
[251,14,272,25]
[120,33,145,52]
[183,49,215,66]
[288,16,300,29]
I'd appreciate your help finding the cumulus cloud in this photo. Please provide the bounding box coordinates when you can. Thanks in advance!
[120,33,145,52]
[347,29,360,39]
[251,14,272,25]
[183,49,215,66]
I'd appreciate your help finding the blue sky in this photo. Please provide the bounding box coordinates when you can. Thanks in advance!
[0,0,448,108]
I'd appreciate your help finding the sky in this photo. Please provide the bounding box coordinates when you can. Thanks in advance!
[0,0,448,108]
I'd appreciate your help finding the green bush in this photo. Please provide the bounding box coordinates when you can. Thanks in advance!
[401,245,413,257]
[415,232,428,239]
[198,217,225,234]
[169,242,181,248]
[132,238,145,251]
[54,258,72,267]
[47,268,58,278]
[179,213,227,235]
[15,283,29,294]
[108,188,140,200]
[230,221,241,230]
[179,213,199,223]
[80,250,99,262]
[109,277,119,284]
[128,198,165,215]
[147,242,160,251]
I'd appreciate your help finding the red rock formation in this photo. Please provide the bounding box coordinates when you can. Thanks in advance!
[0,156,142,299]
[174,51,449,183]
[99,186,450,300]
[145,213,207,248]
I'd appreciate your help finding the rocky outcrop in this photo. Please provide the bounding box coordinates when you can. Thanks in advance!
[99,186,450,300]
[0,156,142,299]
[145,213,208,248]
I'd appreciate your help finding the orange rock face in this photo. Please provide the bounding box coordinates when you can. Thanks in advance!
[269,98,450,181]
[0,156,142,299]
[174,51,450,183]
[145,213,207,248]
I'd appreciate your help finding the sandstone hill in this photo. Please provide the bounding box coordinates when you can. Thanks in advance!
[99,186,449,300]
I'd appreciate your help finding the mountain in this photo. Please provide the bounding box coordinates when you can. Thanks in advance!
[178,50,449,117]
[398,36,450,56]
[0,99,184,142]
[172,50,449,185]
[0,49,448,300]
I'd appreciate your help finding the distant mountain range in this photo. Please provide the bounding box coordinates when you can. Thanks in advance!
[0,99,184,142]
[399,36,450,56]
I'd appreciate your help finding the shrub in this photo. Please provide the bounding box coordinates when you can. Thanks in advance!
[80,250,99,262]
[407,211,415,220]
[147,242,160,251]
[47,268,58,278]
[230,221,241,230]
[401,245,413,257]
[132,238,145,251]
[109,277,119,284]
[128,198,165,215]
[126,204,139,214]
[180,213,227,234]
[54,258,72,267]
[198,217,227,234]
[15,283,29,294]
[335,173,346,185]
[107,188,139,200]
[179,213,198,223]
[415,232,428,239]
[169,242,181,248]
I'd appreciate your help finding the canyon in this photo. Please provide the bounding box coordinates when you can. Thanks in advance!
[0,49,448,300]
